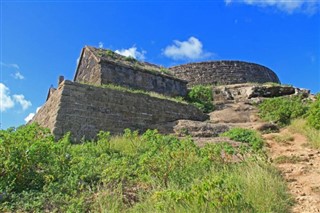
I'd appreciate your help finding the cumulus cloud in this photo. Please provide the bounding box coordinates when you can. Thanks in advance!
[24,106,42,123]
[24,113,35,123]
[163,37,212,60]
[13,71,24,80]
[13,94,32,111]
[0,83,15,112]
[225,0,319,14]
[115,46,146,61]
[98,42,104,48]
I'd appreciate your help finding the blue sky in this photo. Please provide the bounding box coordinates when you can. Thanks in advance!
[1,0,319,129]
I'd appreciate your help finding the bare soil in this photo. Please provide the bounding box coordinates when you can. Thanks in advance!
[264,129,320,213]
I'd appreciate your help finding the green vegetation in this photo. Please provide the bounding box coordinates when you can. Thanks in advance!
[0,124,291,212]
[125,56,137,63]
[289,118,320,149]
[258,96,309,126]
[159,67,171,75]
[272,133,294,144]
[307,94,320,130]
[273,155,304,164]
[221,128,264,150]
[105,49,116,58]
[83,82,187,104]
[187,85,214,113]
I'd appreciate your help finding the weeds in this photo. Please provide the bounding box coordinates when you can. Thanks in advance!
[289,119,320,149]
[273,155,304,164]
[0,125,291,212]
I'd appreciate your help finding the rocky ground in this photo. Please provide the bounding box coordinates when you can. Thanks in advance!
[265,129,320,213]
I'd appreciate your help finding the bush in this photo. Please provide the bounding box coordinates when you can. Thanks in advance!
[0,125,290,212]
[187,85,214,113]
[258,96,309,126]
[307,94,320,130]
[221,128,264,150]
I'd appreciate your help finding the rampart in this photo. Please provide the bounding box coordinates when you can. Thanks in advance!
[74,46,187,97]
[169,61,280,86]
[32,80,207,141]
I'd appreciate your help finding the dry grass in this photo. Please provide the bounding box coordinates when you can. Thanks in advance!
[273,155,304,164]
[289,119,320,149]
[272,134,294,144]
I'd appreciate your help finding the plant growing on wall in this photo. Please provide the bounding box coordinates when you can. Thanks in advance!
[187,85,214,113]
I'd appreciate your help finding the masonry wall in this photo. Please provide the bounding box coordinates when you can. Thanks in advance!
[170,61,280,86]
[100,62,187,97]
[74,48,102,85]
[74,46,188,97]
[32,80,207,141]
[30,85,63,135]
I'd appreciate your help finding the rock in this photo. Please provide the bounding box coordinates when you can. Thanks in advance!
[210,102,260,123]
[173,120,230,137]
[254,122,279,133]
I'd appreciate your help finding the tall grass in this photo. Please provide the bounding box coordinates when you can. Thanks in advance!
[289,118,320,149]
[0,124,291,212]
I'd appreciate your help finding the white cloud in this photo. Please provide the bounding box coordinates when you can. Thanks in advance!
[0,83,32,112]
[115,46,146,61]
[225,0,319,14]
[13,71,24,80]
[98,42,104,48]
[163,36,212,60]
[0,83,15,112]
[0,62,20,69]
[24,106,42,123]
[24,113,35,123]
[13,94,32,111]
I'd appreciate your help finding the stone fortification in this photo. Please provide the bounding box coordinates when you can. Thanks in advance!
[169,61,280,86]
[74,46,187,97]
[32,80,207,141]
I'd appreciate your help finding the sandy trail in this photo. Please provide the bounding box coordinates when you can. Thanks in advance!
[264,129,320,213]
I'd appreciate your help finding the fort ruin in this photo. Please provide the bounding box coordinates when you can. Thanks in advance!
[31,46,284,140]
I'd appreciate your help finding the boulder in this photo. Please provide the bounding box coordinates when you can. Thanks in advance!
[173,120,230,137]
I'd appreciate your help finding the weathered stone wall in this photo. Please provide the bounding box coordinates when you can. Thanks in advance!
[169,61,280,86]
[100,62,187,97]
[30,85,63,135]
[74,47,102,85]
[32,80,207,141]
[74,46,187,97]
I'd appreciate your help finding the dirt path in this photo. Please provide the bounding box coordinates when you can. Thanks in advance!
[264,129,320,213]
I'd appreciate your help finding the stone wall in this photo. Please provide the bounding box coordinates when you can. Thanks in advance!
[74,46,187,97]
[32,80,207,141]
[31,85,63,135]
[74,47,102,85]
[100,62,187,97]
[169,61,280,86]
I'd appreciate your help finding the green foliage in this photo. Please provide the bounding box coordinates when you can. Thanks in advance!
[125,56,137,63]
[0,125,290,212]
[221,128,264,150]
[259,96,309,126]
[84,82,188,104]
[159,67,171,75]
[187,85,214,113]
[307,94,320,130]
[289,118,320,149]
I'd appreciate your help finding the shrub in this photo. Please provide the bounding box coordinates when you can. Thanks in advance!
[258,96,309,126]
[221,128,264,150]
[307,94,320,130]
[187,85,214,113]
[0,125,290,212]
